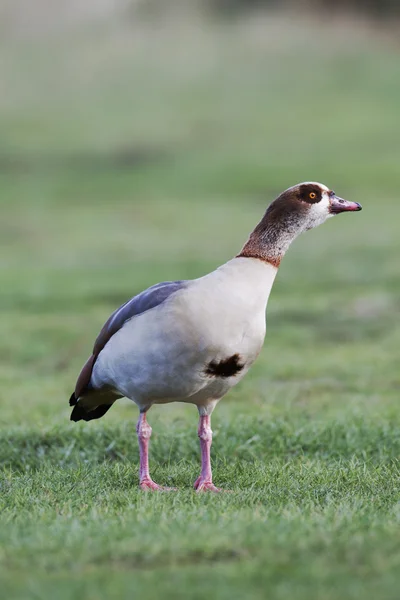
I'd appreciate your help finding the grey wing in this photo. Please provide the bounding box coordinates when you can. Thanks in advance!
[73,280,187,398]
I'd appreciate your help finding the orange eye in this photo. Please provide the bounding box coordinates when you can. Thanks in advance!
[309,192,316,200]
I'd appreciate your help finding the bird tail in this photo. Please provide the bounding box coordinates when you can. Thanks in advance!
[69,391,114,422]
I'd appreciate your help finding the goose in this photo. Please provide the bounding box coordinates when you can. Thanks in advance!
[69,182,361,491]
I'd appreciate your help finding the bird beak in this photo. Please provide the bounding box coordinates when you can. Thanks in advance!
[329,195,362,214]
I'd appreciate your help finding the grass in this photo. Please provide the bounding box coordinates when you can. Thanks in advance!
[1,11,400,600]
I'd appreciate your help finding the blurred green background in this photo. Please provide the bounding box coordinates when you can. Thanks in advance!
[1,2,400,599]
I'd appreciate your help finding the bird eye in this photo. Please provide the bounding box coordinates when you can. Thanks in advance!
[309,192,316,200]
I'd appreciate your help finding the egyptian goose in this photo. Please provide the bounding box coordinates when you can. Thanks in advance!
[69,182,361,491]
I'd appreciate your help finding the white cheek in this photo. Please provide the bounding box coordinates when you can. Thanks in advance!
[306,192,332,229]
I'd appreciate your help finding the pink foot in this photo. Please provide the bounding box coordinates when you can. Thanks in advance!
[194,476,224,493]
[140,478,177,492]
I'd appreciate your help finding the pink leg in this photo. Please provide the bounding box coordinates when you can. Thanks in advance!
[194,415,223,492]
[136,413,175,491]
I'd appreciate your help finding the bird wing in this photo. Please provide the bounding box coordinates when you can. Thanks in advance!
[73,280,187,399]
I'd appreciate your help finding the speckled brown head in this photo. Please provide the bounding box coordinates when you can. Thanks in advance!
[238,182,362,267]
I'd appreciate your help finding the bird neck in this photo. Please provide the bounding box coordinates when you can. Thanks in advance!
[237,209,305,267]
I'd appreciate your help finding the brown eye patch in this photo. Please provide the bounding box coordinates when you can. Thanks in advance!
[298,184,322,204]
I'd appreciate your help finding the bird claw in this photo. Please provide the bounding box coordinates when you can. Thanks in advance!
[194,477,225,493]
[140,478,177,492]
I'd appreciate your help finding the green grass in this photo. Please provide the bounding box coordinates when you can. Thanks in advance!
[1,12,400,600]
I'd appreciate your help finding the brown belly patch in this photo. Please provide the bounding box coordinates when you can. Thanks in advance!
[205,353,244,378]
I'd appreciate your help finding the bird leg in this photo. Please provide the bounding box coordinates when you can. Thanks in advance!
[136,412,174,491]
[194,414,222,492]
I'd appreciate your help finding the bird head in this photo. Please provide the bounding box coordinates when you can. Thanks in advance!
[267,182,362,233]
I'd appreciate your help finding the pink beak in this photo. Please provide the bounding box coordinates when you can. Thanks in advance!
[329,195,362,214]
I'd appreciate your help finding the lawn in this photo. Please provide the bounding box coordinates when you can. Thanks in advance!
[1,12,400,600]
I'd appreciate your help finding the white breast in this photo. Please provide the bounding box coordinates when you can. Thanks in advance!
[183,258,276,357]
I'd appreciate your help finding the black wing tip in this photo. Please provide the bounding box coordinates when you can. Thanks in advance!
[70,403,113,423]
[70,403,86,422]
[69,392,77,406]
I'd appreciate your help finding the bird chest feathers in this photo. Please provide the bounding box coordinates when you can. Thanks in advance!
[174,258,277,369]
